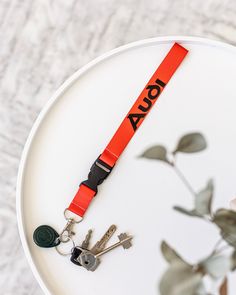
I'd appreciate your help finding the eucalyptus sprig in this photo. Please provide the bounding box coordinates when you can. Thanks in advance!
[140,132,236,295]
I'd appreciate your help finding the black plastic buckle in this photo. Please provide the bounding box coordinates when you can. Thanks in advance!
[81,157,113,193]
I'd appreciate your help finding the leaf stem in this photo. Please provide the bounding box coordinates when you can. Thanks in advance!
[210,238,224,256]
[172,164,196,197]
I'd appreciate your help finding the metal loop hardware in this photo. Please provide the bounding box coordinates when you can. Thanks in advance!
[59,211,84,243]
[59,218,76,243]
[56,237,75,256]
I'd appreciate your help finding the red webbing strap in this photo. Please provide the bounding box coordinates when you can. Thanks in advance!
[68,185,96,217]
[68,43,188,217]
[100,43,188,166]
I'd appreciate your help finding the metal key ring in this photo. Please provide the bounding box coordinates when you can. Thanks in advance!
[55,237,75,256]
[64,208,83,223]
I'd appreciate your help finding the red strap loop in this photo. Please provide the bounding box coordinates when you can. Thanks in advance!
[68,184,96,217]
[68,43,188,217]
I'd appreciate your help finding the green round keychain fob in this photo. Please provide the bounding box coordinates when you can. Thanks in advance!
[33,225,60,248]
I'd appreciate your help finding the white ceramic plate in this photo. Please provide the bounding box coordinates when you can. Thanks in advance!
[17,36,236,295]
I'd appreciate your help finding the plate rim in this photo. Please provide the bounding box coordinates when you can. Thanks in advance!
[16,35,236,295]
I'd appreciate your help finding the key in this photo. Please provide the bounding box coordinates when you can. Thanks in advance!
[71,225,116,267]
[96,233,133,258]
[90,224,117,254]
[81,229,93,249]
[79,233,133,271]
[78,249,100,271]
[70,229,92,265]
[70,246,83,266]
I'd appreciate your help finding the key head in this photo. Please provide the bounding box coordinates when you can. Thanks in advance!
[79,250,100,271]
[118,233,132,249]
[70,247,83,266]
[33,225,60,248]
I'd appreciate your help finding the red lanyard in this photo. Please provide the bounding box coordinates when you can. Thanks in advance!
[68,43,188,218]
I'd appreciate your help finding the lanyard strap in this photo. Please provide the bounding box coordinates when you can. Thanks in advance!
[68,43,188,217]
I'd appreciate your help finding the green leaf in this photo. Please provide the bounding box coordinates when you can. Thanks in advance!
[174,206,203,218]
[213,209,236,247]
[173,180,213,219]
[140,145,170,163]
[161,241,187,265]
[174,133,207,154]
[195,283,208,295]
[214,209,236,231]
[159,261,203,295]
[222,233,236,248]
[200,255,232,279]
[195,179,214,216]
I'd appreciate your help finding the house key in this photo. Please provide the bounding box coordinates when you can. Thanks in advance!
[79,233,133,271]
[90,224,117,254]
[71,229,93,265]
[81,229,93,249]
[71,225,116,266]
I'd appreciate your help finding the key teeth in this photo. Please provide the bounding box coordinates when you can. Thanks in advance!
[118,233,127,239]
[81,229,93,249]
[90,225,117,254]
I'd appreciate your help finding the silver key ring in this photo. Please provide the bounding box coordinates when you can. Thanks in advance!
[55,237,75,256]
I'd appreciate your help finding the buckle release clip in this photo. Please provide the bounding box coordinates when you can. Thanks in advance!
[81,157,113,193]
